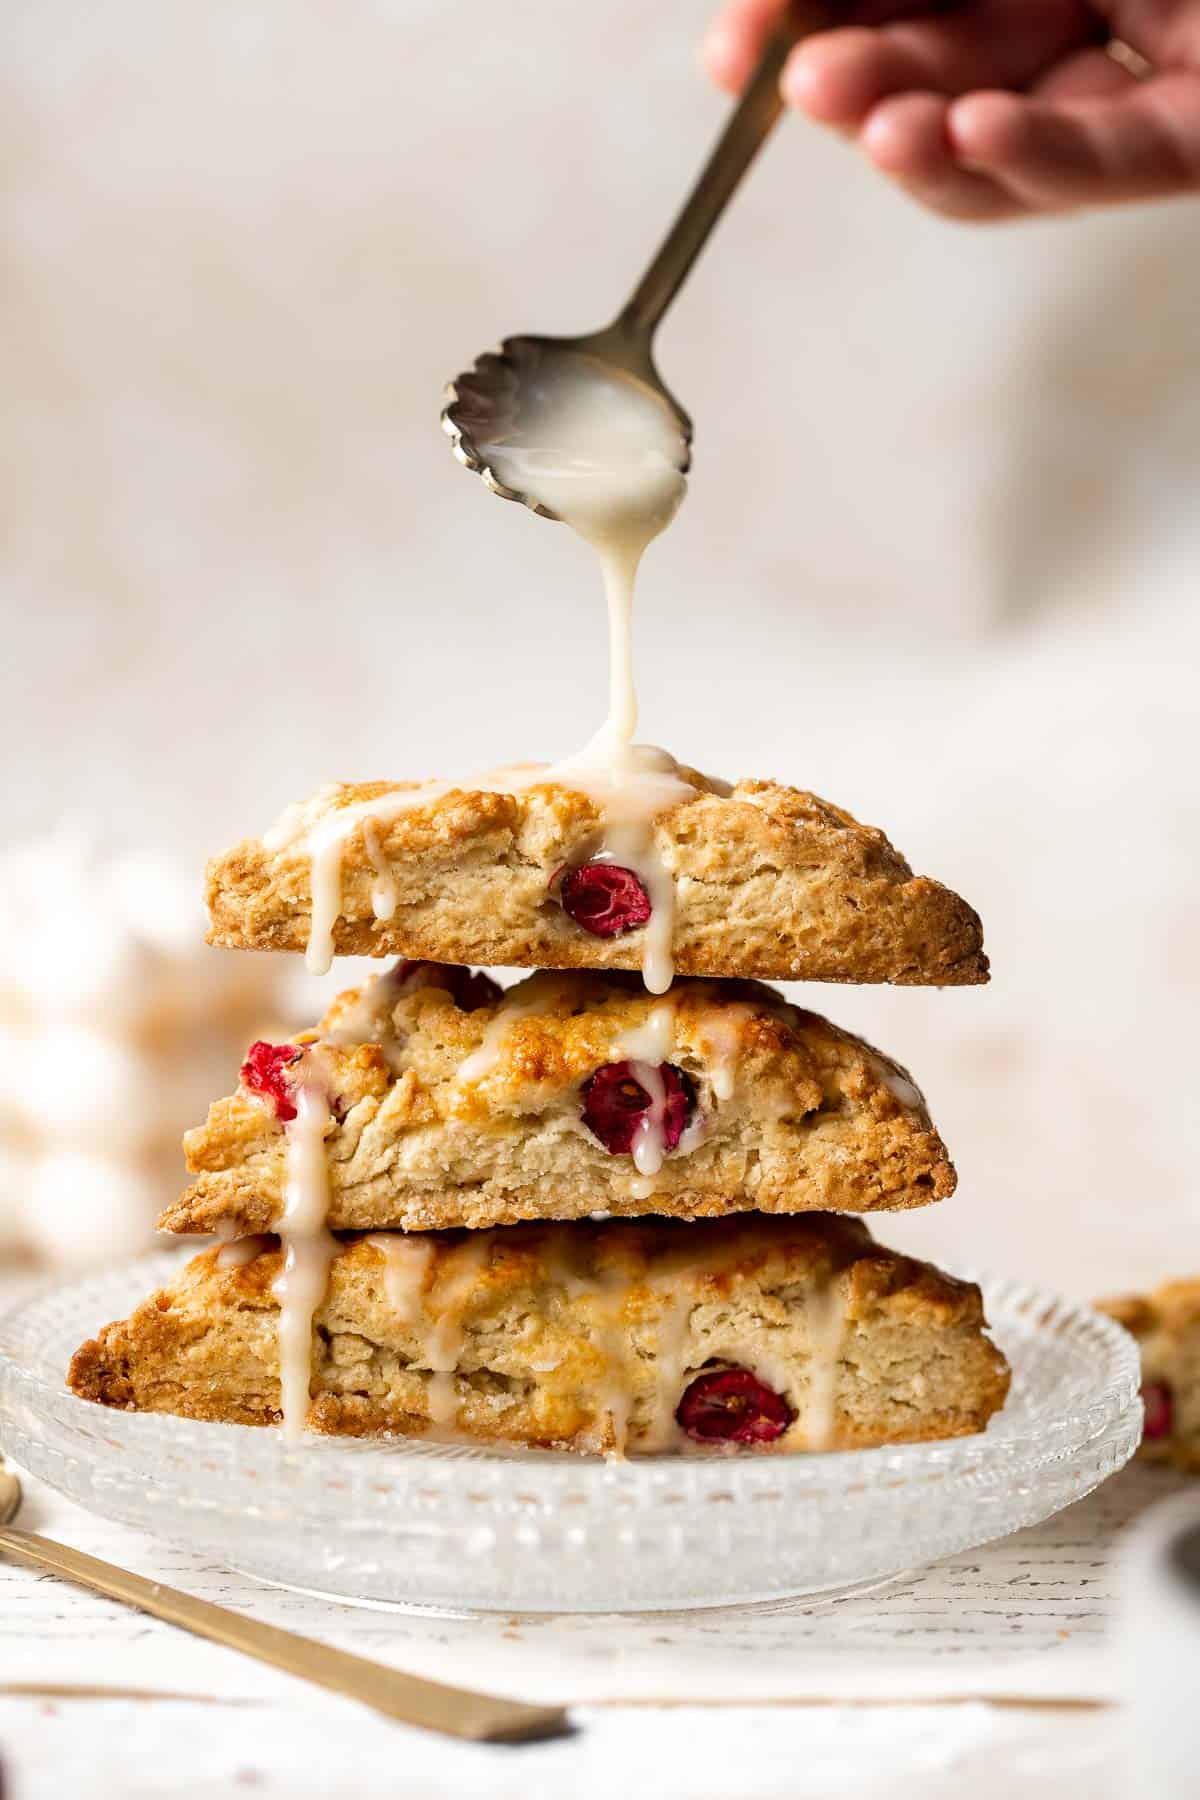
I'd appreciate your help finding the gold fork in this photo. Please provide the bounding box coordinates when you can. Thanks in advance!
[0,1460,568,1743]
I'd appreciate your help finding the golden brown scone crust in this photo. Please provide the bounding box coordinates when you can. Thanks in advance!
[160,971,956,1236]
[206,778,987,986]
[1098,1279,1200,1474]
[69,1213,1010,1453]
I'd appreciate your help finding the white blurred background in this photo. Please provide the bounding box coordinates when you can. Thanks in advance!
[2,0,1198,1290]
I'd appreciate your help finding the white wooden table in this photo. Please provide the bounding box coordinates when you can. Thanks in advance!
[1,1454,1186,1799]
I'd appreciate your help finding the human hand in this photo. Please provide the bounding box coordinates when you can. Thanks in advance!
[703,0,1200,219]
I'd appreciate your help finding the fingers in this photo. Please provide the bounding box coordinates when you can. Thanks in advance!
[1031,44,1143,103]
[861,91,1030,218]
[781,0,1097,129]
[702,0,918,94]
[703,1,1200,220]
[948,71,1200,209]
[703,0,790,94]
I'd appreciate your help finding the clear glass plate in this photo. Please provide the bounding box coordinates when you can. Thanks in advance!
[0,1252,1141,1614]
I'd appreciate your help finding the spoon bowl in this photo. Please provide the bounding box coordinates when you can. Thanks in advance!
[442,8,827,512]
[443,327,690,523]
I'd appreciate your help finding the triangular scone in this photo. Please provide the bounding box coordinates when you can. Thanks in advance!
[70,1213,1010,1452]
[160,965,956,1237]
[1097,1280,1200,1473]
[206,776,987,986]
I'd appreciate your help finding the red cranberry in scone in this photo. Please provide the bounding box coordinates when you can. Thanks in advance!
[581,1060,693,1156]
[1142,1380,1175,1440]
[676,1367,795,1445]
[239,1041,303,1123]
[557,862,651,937]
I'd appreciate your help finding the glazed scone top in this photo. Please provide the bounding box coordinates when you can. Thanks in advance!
[319,964,903,1122]
[225,1210,996,1334]
[206,771,988,988]
[68,1212,1011,1453]
[164,964,956,1237]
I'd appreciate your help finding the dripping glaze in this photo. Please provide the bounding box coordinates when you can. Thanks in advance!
[479,349,692,994]
[609,1000,679,1178]
[269,351,700,991]
[271,1062,337,1440]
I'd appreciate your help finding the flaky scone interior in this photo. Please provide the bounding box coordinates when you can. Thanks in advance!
[69,1212,1010,1454]
[160,965,956,1237]
[1098,1280,1200,1474]
[206,775,987,987]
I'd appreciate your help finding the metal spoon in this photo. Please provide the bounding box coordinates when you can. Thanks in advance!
[0,1459,568,1742]
[442,2,832,514]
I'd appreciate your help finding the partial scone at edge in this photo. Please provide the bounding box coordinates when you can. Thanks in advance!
[161,971,957,1236]
[1098,1280,1200,1474]
[207,778,988,986]
[69,1213,1011,1454]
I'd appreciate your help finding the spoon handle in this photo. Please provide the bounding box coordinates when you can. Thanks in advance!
[618,2,834,338]
[0,1524,568,1743]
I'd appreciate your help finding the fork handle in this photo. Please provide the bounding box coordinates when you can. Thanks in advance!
[618,2,835,338]
[0,1525,568,1743]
